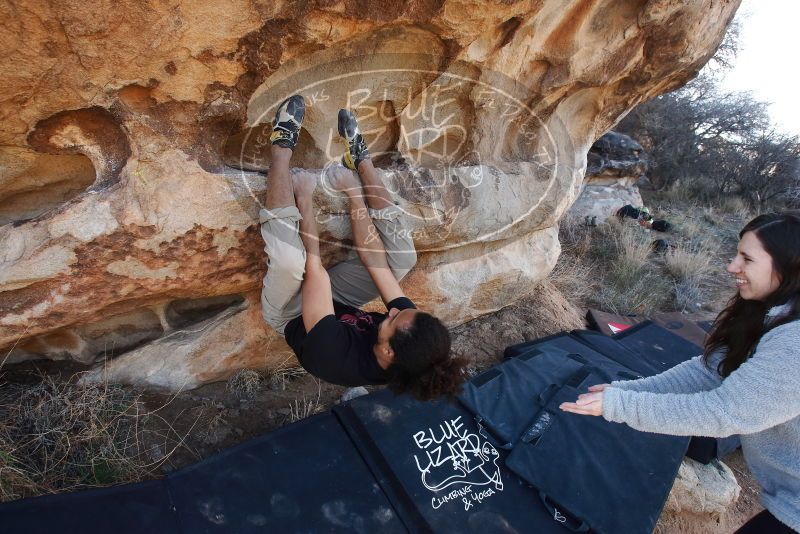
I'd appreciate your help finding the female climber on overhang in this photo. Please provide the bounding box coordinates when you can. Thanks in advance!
[560,211,800,534]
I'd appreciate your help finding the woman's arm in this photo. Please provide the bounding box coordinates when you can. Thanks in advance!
[325,165,405,306]
[603,325,800,437]
[610,354,722,394]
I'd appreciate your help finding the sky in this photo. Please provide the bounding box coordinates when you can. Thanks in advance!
[716,0,800,136]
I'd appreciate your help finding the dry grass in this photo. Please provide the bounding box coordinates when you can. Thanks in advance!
[596,268,673,316]
[0,372,189,502]
[675,215,704,241]
[553,213,710,315]
[659,182,753,221]
[226,369,262,400]
[268,358,308,391]
[660,183,692,204]
[673,277,705,312]
[287,381,322,423]
[287,398,322,423]
[558,217,595,257]
[701,206,719,226]
[612,221,653,270]
[588,219,672,314]
[551,220,598,305]
[551,188,749,315]
[552,180,746,317]
[549,257,596,306]
[663,239,715,283]
[717,195,752,219]
[662,237,718,311]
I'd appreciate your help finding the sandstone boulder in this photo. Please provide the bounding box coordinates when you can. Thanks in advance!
[586,131,648,184]
[656,457,742,532]
[567,130,649,224]
[0,0,740,389]
[666,458,741,516]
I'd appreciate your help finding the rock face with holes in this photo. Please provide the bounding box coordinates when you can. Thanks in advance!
[0,1,739,390]
[567,131,649,224]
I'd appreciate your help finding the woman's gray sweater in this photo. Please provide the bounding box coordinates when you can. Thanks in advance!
[604,302,800,532]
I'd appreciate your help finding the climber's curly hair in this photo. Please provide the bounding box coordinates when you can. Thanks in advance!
[385,312,468,402]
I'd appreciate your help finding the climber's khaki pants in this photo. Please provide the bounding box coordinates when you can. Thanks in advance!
[259,204,417,335]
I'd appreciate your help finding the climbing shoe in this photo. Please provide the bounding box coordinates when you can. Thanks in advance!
[337,108,370,170]
[270,95,305,150]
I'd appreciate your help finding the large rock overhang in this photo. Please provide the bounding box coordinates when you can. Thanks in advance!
[0,0,740,389]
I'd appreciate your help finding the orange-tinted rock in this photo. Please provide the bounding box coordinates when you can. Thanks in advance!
[27,106,131,186]
[0,0,740,390]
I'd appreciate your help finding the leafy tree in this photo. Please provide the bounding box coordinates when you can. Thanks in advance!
[616,17,800,210]
[733,131,800,210]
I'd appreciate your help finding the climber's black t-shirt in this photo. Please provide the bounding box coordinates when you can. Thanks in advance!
[284,297,417,387]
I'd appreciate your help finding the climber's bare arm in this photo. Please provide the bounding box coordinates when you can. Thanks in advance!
[300,261,334,333]
[294,174,334,332]
[348,194,404,304]
[327,167,404,304]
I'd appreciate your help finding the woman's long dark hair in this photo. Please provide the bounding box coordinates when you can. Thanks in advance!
[704,211,800,376]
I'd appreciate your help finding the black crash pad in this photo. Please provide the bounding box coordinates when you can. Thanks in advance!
[508,326,736,465]
[458,348,686,533]
[505,367,687,534]
[0,319,719,533]
[697,319,715,333]
[167,412,405,533]
[506,331,649,380]
[612,320,703,374]
[595,324,738,464]
[0,479,179,534]
[686,434,741,463]
[458,350,586,447]
[569,329,664,377]
[334,389,573,533]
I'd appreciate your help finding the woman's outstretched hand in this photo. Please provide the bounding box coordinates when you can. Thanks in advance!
[559,383,610,417]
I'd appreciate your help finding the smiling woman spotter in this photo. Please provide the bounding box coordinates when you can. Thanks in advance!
[560,212,800,533]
